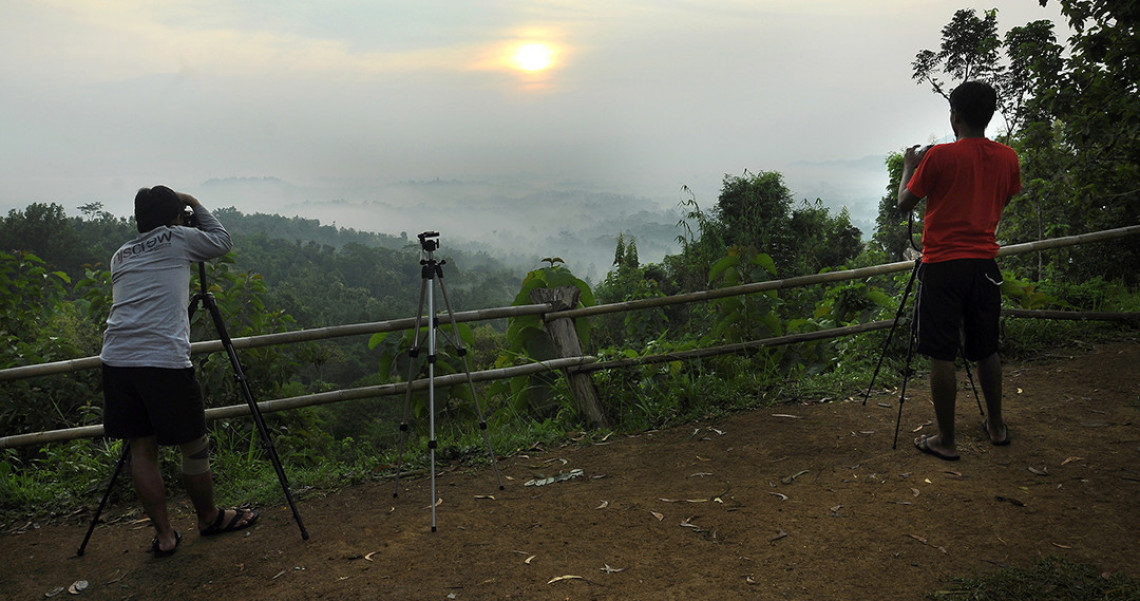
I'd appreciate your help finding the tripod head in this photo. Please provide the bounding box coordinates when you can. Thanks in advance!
[418,231,440,252]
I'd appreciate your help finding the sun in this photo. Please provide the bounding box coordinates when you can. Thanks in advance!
[511,42,554,72]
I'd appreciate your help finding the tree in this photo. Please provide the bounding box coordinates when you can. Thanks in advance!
[908,3,1140,283]
[0,203,89,277]
[787,200,863,274]
[871,152,919,261]
[912,8,1004,100]
[715,171,795,266]
[1010,0,1140,282]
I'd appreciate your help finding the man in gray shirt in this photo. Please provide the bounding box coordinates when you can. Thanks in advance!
[101,185,257,557]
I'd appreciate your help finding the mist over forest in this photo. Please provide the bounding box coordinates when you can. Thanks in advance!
[194,159,886,282]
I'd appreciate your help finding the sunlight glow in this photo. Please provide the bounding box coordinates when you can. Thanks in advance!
[511,42,554,72]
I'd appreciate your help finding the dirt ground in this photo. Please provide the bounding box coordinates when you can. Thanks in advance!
[3,340,1139,601]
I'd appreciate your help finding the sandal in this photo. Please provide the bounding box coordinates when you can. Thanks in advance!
[983,418,1011,446]
[914,434,960,461]
[150,530,182,558]
[200,507,259,537]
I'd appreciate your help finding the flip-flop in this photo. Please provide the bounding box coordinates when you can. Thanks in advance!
[150,530,182,558]
[914,434,960,461]
[983,418,1011,446]
[200,507,259,537]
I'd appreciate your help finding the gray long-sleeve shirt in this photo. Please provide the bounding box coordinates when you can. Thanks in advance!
[100,205,232,369]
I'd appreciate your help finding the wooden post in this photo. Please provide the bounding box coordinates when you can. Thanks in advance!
[529,286,608,427]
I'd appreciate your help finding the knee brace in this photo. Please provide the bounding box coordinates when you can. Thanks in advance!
[180,434,211,476]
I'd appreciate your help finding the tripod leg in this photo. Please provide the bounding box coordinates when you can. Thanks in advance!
[891,331,918,450]
[863,260,920,405]
[77,441,129,556]
[425,267,439,532]
[393,277,430,499]
[434,275,504,490]
[960,349,985,416]
[202,293,309,540]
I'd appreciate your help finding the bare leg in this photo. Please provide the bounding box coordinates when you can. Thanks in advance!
[180,458,219,531]
[977,352,1007,442]
[922,358,959,455]
[129,437,177,552]
[179,442,255,532]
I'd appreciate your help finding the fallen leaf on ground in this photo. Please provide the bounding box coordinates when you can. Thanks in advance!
[595,500,609,509]
[474,495,495,500]
[524,555,536,565]
[770,529,788,542]
[768,492,788,501]
[771,413,803,419]
[650,511,664,521]
[781,470,810,484]
[1062,456,1083,466]
[600,564,625,573]
[547,575,586,585]
[364,552,377,562]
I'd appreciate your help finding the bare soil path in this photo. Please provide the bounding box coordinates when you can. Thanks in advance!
[4,340,1139,601]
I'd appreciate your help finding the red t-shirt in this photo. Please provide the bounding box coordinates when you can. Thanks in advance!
[906,137,1021,263]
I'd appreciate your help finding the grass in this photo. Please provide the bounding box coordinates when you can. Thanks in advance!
[929,556,1140,600]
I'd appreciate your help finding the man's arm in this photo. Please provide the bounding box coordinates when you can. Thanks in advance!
[176,192,233,260]
[897,144,927,214]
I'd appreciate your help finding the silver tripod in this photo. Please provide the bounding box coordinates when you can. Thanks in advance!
[391,231,503,532]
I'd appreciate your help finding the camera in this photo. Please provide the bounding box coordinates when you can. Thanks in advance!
[418,231,440,252]
[182,207,199,228]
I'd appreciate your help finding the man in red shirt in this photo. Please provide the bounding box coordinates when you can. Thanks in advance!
[898,81,1021,460]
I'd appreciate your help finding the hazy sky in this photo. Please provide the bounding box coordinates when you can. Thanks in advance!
[1,0,1070,226]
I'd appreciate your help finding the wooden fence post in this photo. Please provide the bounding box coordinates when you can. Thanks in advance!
[529,286,608,427]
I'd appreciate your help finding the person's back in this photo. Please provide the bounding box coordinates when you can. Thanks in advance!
[101,197,231,368]
[908,136,1020,262]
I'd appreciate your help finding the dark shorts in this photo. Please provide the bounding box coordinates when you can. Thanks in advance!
[102,365,207,445]
[914,259,1003,362]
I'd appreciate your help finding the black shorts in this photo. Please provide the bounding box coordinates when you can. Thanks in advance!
[914,259,1003,362]
[102,365,207,445]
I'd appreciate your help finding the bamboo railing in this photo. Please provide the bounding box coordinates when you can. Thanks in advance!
[1,224,1138,449]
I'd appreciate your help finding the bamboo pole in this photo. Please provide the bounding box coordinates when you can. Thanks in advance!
[578,320,895,372]
[1003,309,1140,321]
[0,304,552,382]
[0,356,596,449]
[551,224,1140,321]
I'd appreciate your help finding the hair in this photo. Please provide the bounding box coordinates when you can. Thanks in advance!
[134,185,184,233]
[949,81,997,131]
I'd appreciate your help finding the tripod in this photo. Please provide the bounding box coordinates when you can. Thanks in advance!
[861,215,983,449]
[78,262,308,556]
[391,231,503,532]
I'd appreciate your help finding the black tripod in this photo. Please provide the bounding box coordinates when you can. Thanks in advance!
[78,262,308,556]
[391,231,503,532]
[861,215,983,449]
